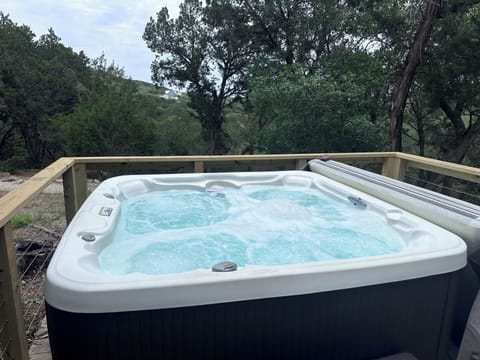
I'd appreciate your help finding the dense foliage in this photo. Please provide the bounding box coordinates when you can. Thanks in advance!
[250,54,386,153]
[2,0,480,171]
[143,0,480,165]
[0,13,206,169]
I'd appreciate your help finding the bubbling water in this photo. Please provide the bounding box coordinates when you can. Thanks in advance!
[99,185,405,275]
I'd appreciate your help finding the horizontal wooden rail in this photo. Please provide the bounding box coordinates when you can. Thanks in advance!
[396,152,480,183]
[73,152,395,163]
[0,158,75,229]
[73,152,393,169]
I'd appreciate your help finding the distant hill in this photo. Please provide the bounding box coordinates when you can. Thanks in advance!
[133,80,167,96]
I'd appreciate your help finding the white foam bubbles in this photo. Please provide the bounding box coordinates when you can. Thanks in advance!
[98,185,405,275]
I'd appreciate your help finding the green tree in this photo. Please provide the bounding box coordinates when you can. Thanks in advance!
[0,14,88,167]
[250,51,386,153]
[0,13,37,163]
[239,0,349,68]
[143,0,254,154]
[392,2,480,191]
[332,1,480,156]
[423,4,480,164]
[58,64,158,156]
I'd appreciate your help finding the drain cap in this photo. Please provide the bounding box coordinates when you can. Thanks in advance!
[212,261,238,272]
[81,233,96,242]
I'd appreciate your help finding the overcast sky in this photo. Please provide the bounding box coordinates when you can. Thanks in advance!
[1,0,182,82]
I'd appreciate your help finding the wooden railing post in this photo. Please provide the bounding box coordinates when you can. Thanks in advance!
[296,159,307,169]
[0,222,29,360]
[194,161,205,173]
[382,155,406,181]
[63,163,88,224]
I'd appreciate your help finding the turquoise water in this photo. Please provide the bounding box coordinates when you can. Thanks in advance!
[99,185,405,275]
[124,190,230,233]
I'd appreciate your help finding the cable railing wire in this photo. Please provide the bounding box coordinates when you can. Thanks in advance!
[21,242,56,293]
[18,238,58,342]
[0,320,7,338]
[0,293,6,359]
[1,177,65,350]
[404,173,480,202]
[26,300,45,336]
[0,321,8,359]
[22,248,55,322]
[18,239,53,282]
[0,339,10,360]
[15,241,35,268]
[3,221,62,345]
[0,324,8,360]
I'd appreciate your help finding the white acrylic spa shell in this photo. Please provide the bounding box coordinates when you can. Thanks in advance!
[45,171,467,313]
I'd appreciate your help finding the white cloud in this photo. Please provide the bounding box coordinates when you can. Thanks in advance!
[1,0,182,81]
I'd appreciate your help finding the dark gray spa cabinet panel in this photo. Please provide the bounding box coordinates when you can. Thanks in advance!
[46,271,457,360]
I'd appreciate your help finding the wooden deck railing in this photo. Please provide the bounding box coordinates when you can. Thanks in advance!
[0,152,479,359]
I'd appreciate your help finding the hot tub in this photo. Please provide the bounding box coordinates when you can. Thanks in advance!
[45,171,466,360]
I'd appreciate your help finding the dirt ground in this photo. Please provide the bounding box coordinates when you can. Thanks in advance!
[0,170,97,241]
[0,171,98,342]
